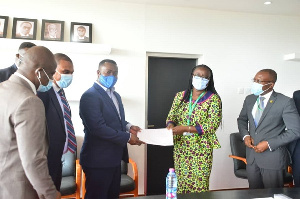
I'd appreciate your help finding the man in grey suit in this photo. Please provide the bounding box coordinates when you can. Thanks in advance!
[0,46,61,199]
[237,69,300,189]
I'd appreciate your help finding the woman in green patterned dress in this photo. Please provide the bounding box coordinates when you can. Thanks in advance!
[166,64,222,193]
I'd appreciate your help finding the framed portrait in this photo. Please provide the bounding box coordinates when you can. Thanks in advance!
[41,19,64,41]
[70,22,92,43]
[0,16,9,38]
[12,17,37,40]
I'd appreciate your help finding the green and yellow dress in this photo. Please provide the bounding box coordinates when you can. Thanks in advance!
[166,90,222,193]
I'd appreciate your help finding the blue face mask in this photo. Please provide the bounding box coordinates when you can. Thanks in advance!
[99,75,117,88]
[55,71,73,88]
[192,76,209,91]
[251,82,271,96]
[37,68,53,92]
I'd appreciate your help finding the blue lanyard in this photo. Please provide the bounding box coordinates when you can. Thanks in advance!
[187,91,206,126]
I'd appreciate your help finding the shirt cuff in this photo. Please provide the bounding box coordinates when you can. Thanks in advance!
[126,123,132,132]
[128,133,131,143]
[267,141,272,151]
[243,135,250,140]
[195,126,204,135]
[166,121,176,127]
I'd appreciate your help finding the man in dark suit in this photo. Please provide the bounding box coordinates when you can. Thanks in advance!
[15,21,34,39]
[237,69,300,189]
[38,53,76,191]
[0,42,36,83]
[80,59,144,199]
[291,91,300,187]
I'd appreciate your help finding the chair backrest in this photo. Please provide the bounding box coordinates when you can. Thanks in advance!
[230,132,246,171]
[121,160,128,174]
[61,151,76,177]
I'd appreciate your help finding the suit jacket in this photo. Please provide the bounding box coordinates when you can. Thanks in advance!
[37,87,67,191]
[79,83,130,168]
[237,91,300,170]
[0,64,17,83]
[0,74,57,199]
[16,33,33,39]
[76,36,89,42]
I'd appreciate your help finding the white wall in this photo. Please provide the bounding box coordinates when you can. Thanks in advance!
[1,0,300,194]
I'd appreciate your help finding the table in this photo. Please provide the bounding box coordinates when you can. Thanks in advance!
[126,188,300,199]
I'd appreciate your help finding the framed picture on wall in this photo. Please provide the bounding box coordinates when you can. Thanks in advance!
[70,22,92,43]
[12,17,37,40]
[0,16,9,38]
[41,19,64,41]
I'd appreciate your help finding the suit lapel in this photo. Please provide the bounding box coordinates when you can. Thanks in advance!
[256,91,277,128]
[248,95,257,127]
[49,88,65,129]
[93,83,121,121]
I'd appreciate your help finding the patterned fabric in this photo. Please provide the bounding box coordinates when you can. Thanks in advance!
[166,90,222,193]
[58,89,77,153]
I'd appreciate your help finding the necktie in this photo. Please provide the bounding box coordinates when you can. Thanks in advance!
[254,96,265,127]
[58,89,77,153]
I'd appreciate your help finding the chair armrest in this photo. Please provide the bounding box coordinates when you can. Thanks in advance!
[128,158,138,189]
[229,155,247,164]
[75,159,82,198]
[288,165,292,174]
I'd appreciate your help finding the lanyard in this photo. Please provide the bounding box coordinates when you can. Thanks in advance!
[187,91,206,125]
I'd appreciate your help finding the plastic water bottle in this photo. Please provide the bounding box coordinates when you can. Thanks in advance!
[166,168,177,199]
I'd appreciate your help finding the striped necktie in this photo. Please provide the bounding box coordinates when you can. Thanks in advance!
[58,89,77,153]
[254,96,265,127]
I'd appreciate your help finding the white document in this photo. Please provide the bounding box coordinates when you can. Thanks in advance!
[137,128,173,146]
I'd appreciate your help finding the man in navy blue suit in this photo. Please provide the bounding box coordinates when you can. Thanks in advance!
[38,53,76,191]
[0,42,36,83]
[80,59,144,199]
[291,90,300,187]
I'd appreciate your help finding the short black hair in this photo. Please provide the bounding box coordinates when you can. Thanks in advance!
[54,53,73,64]
[18,42,36,50]
[259,69,277,83]
[98,59,117,69]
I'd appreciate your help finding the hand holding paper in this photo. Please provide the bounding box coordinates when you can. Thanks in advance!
[137,128,173,146]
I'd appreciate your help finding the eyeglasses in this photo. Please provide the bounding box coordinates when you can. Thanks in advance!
[252,79,271,84]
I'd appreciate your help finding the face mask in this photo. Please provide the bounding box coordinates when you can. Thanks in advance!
[99,75,117,89]
[37,68,53,92]
[251,82,271,96]
[55,70,73,88]
[192,76,209,91]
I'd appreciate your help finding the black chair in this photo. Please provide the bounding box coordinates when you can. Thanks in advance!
[61,151,82,199]
[229,132,294,187]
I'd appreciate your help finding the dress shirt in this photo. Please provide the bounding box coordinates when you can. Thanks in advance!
[53,83,69,154]
[14,72,37,95]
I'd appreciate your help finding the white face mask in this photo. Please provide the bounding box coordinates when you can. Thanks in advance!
[192,76,209,90]
[251,82,271,96]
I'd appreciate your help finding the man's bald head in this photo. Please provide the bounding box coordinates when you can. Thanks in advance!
[18,46,57,89]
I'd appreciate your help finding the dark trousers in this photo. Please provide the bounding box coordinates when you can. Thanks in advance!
[292,139,300,187]
[49,162,62,191]
[83,165,121,199]
[247,161,284,189]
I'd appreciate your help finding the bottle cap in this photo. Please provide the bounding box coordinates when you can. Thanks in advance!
[169,168,175,172]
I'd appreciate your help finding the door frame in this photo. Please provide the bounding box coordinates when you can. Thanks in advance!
[144,52,202,194]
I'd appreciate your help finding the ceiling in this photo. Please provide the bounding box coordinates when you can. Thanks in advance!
[107,0,300,16]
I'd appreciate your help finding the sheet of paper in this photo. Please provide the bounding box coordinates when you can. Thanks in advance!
[252,198,273,199]
[137,128,173,146]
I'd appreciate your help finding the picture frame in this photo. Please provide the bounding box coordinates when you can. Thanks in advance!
[70,22,92,43]
[0,16,9,38]
[12,17,37,40]
[41,19,64,41]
